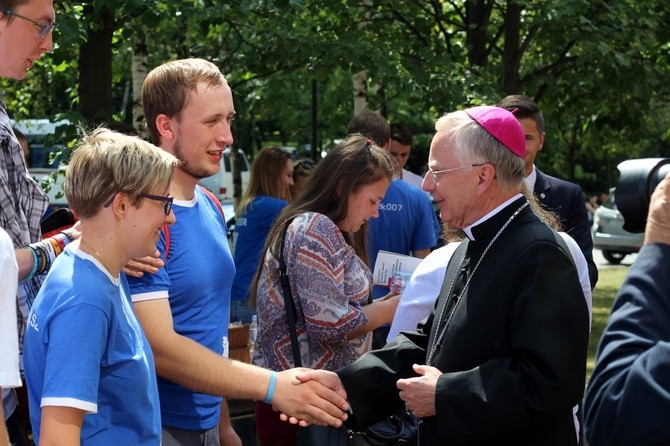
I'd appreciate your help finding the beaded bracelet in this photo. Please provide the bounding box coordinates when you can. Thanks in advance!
[264,371,277,404]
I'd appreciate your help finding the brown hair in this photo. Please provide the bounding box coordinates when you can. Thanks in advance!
[236,147,293,217]
[347,111,391,148]
[249,134,394,306]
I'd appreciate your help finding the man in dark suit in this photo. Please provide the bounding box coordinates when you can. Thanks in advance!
[498,95,598,288]
[295,106,590,445]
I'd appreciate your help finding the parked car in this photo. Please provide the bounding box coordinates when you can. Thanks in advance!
[591,188,644,264]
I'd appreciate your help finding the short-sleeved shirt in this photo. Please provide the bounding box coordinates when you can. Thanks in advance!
[24,247,161,445]
[252,212,371,371]
[128,188,234,430]
[231,195,288,303]
[368,178,440,298]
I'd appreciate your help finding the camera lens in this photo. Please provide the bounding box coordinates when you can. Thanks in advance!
[616,158,670,233]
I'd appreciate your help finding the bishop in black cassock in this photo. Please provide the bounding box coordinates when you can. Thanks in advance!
[333,106,590,445]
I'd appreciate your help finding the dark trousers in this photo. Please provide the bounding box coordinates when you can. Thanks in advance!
[5,407,33,446]
[255,401,298,446]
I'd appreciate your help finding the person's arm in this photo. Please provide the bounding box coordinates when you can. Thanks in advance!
[122,250,165,278]
[0,391,8,446]
[644,175,670,245]
[16,247,36,281]
[132,299,348,426]
[584,176,670,445]
[411,248,430,259]
[218,400,241,446]
[16,223,81,281]
[39,406,85,446]
[347,294,399,340]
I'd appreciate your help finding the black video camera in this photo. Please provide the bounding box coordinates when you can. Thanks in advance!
[615,158,670,233]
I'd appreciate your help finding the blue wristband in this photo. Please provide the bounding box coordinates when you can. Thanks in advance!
[264,371,277,404]
[24,246,39,281]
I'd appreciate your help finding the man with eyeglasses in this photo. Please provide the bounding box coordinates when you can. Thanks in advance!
[297,105,589,445]
[127,59,348,446]
[1,1,62,444]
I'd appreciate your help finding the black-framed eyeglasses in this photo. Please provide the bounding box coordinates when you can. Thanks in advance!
[103,193,174,216]
[0,8,56,39]
[426,163,485,185]
[142,193,174,216]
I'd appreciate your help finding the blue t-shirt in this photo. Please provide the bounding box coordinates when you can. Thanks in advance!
[231,195,288,303]
[368,179,440,299]
[24,247,160,445]
[128,188,235,430]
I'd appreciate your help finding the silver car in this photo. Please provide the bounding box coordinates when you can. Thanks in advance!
[591,188,644,264]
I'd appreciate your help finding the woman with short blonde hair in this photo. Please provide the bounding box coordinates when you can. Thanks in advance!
[24,128,179,446]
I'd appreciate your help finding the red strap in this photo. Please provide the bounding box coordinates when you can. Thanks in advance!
[197,185,225,222]
[162,186,226,260]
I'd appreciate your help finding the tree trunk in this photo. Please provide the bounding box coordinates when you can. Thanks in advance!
[78,6,115,125]
[132,35,149,139]
[374,80,387,118]
[352,0,374,116]
[501,0,523,93]
[466,0,493,67]
[353,70,368,116]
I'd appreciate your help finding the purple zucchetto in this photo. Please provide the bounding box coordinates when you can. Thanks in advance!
[465,105,526,158]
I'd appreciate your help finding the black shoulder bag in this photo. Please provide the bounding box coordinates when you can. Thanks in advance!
[278,227,418,446]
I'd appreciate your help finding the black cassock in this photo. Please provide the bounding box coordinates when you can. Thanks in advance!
[338,196,589,446]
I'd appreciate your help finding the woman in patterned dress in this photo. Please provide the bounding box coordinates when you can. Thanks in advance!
[251,134,400,446]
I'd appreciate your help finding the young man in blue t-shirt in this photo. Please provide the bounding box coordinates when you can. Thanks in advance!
[128,59,349,446]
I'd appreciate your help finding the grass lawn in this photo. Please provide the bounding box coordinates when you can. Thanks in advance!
[587,267,630,381]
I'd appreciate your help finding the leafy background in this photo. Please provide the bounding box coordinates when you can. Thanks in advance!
[2,0,670,197]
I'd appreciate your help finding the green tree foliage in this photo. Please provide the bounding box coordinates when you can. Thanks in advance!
[1,0,669,194]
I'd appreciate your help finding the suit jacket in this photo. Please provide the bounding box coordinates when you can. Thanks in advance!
[534,168,598,287]
[337,197,590,446]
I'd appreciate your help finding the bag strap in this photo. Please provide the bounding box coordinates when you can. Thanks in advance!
[279,221,303,368]
[161,185,225,260]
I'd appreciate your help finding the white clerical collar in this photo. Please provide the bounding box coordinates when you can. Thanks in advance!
[463,193,524,240]
[524,165,537,191]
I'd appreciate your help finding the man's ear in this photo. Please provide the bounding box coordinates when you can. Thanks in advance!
[477,163,497,188]
[155,114,175,143]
